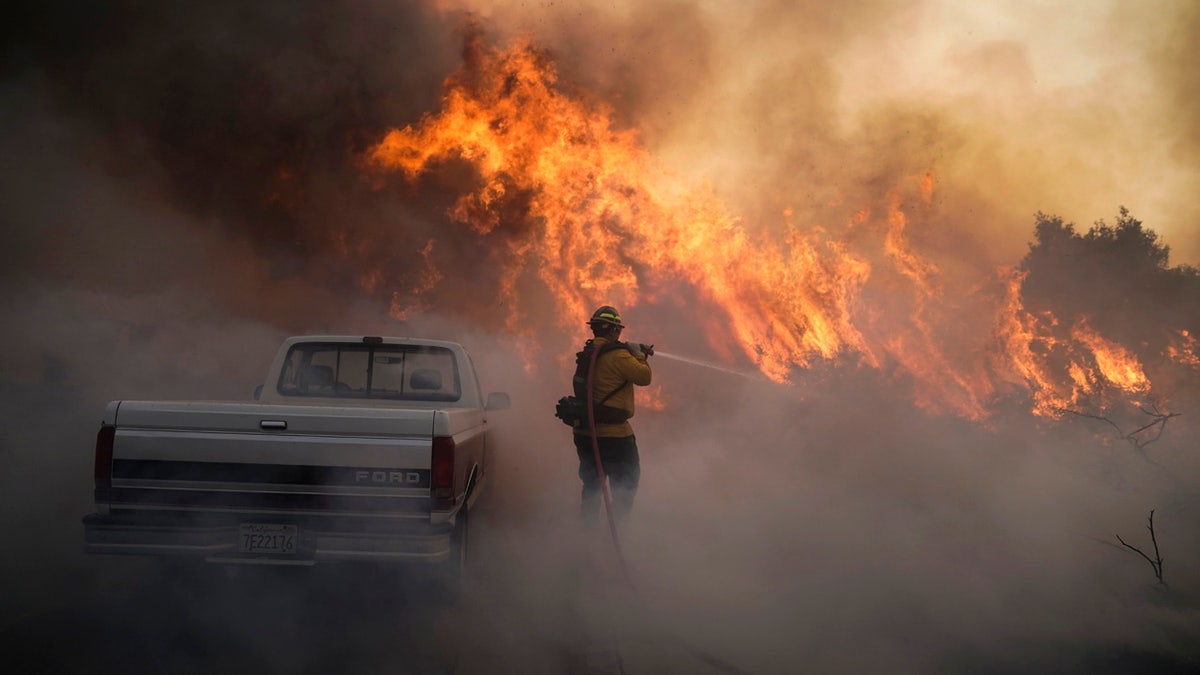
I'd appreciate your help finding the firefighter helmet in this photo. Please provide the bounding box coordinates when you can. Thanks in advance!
[588,305,624,329]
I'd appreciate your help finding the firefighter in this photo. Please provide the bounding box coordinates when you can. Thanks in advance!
[573,305,653,526]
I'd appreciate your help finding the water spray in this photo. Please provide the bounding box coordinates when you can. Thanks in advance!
[653,350,769,381]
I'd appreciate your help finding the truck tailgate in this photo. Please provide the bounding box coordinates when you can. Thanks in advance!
[104,401,437,518]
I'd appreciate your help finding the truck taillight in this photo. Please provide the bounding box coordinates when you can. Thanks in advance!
[94,425,115,490]
[431,435,455,509]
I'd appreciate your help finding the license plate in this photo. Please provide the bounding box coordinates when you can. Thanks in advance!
[238,523,298,555]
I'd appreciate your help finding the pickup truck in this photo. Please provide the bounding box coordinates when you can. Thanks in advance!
[83,335,510,590]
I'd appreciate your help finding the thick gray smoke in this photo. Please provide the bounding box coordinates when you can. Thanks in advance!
[2,2,1199,673]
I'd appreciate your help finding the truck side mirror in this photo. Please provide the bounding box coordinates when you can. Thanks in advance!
[485,392,511,411]
[253,385,263,401]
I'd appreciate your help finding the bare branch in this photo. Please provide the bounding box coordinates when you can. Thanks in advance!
[1115,509,1166,586]
[1128,410,1180,449]
[1089,536,1130,554]
[1116,534,1158,568]
[1147,509,1164,584]
[1056,406,1178,462]
[1058,407,1125,435]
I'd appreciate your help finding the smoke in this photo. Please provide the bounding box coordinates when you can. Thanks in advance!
[3,0,1200,672]
[443,0,1200,265]
[621,380,1199,672]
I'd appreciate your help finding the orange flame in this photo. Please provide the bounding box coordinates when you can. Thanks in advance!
[1166,329,1200,368]
[364,34,1162,420]
[1071,320,1150,395]
[368,35,871,381]
[638,384,668,413]
[991,267,1153,415]
[992,267,1074,416]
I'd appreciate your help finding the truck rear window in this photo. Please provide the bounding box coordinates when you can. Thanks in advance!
[277,343,461,402]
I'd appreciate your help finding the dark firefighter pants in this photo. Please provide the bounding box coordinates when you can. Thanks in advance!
[574,433,640,526]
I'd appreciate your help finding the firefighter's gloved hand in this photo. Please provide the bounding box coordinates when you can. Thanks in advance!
[626,342,654,359]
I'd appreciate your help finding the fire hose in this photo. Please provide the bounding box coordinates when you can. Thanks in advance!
[583,344,754,675]
[583,343,634,587]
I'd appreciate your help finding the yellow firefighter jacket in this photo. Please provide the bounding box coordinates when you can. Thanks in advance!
[574,337,653,438]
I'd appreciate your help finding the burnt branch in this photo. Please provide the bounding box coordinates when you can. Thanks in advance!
[1060,408,1125,435]
[1115,509,1166,586]
[1056,405,1179,461]
[1130,404,1180,447]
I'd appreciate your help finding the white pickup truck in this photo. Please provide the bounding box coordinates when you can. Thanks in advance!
[83,335,509,588]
